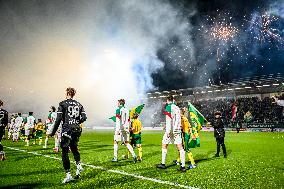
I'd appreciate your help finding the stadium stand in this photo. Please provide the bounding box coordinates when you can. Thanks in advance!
[144,73,284,129]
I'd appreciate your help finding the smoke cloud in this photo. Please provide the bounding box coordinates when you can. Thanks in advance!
[0,0,196,126]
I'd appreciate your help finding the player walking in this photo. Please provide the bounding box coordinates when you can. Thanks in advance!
[7,115,15,140]
[53,122,62,153]
[25,112,36,146]
[0,100,8,161]
[13,113,23,142]
[130,113,143,161]
[43,106,57,148]
[181,107,197,169]
[34,119,44,145]
[112,99,137,163]
[50,87,87,183]
[156,96,186,172]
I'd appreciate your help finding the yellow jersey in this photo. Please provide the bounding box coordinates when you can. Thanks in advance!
[131,119,142,134]
[181,115,190,133]
[35,122,44,131]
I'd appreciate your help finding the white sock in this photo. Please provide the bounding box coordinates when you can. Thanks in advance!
[179,149,185,167]
[54,138,58,148]
[45,138,48,147]
[66,172,72,178]
[162,148,167,164]
[126,143,135,157]
[114,143,118,158]
[56,137,61,147]
[26,140,29,146]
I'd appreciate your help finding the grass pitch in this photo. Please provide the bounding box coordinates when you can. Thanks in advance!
[0,131,284,189]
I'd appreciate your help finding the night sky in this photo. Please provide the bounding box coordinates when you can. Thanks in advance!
[0,0,283,121]
[152,0,284,91]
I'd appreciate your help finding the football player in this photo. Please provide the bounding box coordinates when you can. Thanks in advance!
[156,96,186,172]
[0,100,8,161]
[173,107,197,169]
[34,119,44,145]
[24,112,36,146]
[43,106,57,148]
[50,87,87,183]
[7,115,15,140]
[130,113,143,161]
[112,99,137,163]
[13,113,23,142]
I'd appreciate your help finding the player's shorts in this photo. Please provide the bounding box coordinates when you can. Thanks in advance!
[182,132,191,152]
[2,128,5,136]
[0,127,4,142]
[46,124,54,135]
[25,129,30,136]
[162,132,182,145]
[131,133,142,145]
[36,130,43,138]
[114,130,129,142]
[61,130,81,148]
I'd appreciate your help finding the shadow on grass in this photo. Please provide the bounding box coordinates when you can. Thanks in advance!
[92,150,161,169]
[82,169,137,188]
[11,154,36,162]
[157,150,225,169]
[1,168,59,178]
[1,183,40,189]
[194,149,232,163]
[82,144,113,151]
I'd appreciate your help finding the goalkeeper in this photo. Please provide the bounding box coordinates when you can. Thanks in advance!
[50,87,87,183]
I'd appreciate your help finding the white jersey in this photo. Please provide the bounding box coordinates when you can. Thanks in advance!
[9,118,15,130]
[165,103,181,134]
[120,107,130,131]
[50,112,57,125]
[46,112,57,135]
[15,116,24,129]
[115,106,130,132]
[25,115,36,129]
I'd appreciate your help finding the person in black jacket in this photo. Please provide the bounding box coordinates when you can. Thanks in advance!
[50,87,87,183]
[212,111,227,158]
[0,100,8,161]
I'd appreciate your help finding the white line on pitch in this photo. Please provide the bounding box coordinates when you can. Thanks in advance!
[4,146,199,189]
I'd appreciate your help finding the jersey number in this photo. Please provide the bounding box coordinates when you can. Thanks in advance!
[68,106,80,118]
[0,114,4,121]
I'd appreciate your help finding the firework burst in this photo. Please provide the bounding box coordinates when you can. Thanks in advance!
[201,11,240,62]
[211,24,239,42]
[248,12,282,43]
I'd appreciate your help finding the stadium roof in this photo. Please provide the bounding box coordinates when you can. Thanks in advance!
[146,73,284,99]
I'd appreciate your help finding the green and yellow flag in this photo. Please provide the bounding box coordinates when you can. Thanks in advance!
[188,102,206,133]
[130,104,145,119]
[188,102,207,148]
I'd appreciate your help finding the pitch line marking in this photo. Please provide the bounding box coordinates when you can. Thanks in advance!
[4,146,199,189]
